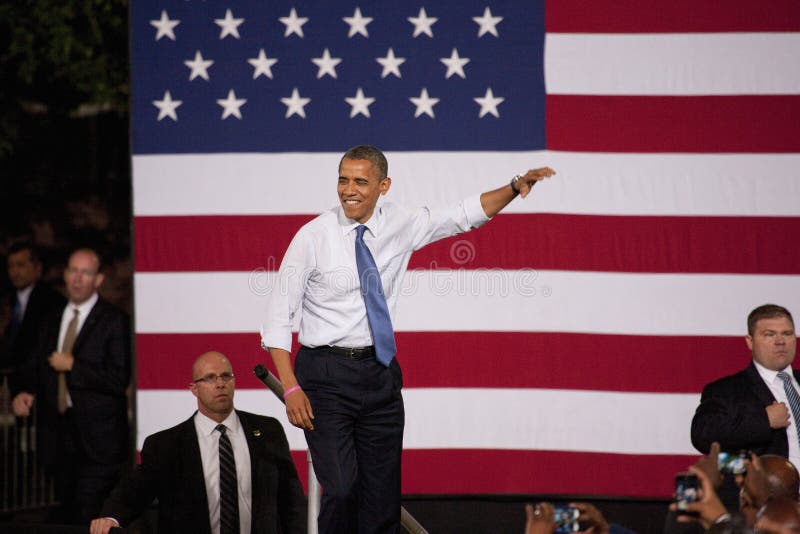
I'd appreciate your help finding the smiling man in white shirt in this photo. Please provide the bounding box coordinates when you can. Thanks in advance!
[262,145,555,534]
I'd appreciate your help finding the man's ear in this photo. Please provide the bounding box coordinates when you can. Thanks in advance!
[380,177,392,195]
[93,273,105,289]
[745,335,754,352]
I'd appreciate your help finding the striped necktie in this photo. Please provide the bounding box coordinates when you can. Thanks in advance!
[778,372,800,445]
[216,424,239,534]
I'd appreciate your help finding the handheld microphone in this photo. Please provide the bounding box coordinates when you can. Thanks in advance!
[253,364,285,402]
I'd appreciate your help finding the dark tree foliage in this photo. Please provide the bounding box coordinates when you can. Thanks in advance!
[0,0,131,311]
[0,0,129,154]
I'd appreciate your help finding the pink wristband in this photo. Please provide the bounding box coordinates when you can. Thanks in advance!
[283,385,302,399]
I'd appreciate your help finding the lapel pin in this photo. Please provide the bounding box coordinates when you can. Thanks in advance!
[253,429,262,437]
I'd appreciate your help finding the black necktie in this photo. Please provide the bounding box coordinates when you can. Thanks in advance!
[216,424,239,534]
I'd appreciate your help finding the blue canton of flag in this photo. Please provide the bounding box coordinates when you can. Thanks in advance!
[131,1,545,153]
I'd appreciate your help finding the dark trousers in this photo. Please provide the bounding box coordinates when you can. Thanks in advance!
[296,346,405,534]
[48,410,123,525]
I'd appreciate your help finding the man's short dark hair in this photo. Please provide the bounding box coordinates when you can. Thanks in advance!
[748,304,794,335]
[340,145,388,180]
[8,241,40,264]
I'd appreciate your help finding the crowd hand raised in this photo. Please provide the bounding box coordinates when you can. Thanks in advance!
[525,502,556,534]
[693,441,723,489]
[570,502,610,534]
[678,466,728,530]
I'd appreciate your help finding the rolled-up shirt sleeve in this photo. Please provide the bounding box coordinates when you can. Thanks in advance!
[261,229,314,352]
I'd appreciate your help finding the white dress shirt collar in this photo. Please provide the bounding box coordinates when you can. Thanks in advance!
[753,359,793,385]
[16,284,34,316]
[194,409,240,436]
[336,204,381,238]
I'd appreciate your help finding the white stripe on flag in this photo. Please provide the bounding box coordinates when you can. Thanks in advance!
[136,388,700,455]
[133,152,800,217]
[134,271,800,335]
[545,33,800,95]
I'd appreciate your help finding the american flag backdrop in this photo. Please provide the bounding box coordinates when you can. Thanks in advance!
[131,1,800,497]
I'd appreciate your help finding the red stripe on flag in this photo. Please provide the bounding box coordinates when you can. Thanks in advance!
[286,449,693,496]
[134,214,800,274]
[134,214,313,272]
[400,449,692,496]
[136,332,744,393]
[546,95,800,153]
[546,0,800,33]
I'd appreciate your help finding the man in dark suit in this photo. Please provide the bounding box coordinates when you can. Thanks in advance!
[12,247,131,525]
[1,241,65,371]
[692,304,798,465]
[90,351,305,534]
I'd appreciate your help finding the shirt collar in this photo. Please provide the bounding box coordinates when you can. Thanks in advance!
[337,204,382,238]
[194,409,239,437]
[16,284,34,306]
[753,359,794,384]
[67,292,99,317]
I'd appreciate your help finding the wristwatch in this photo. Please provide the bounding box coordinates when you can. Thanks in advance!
[510,174,521,194]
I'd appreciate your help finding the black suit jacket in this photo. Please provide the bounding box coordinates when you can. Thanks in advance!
[691,361,800,456]
[16,296,131,466]
[0,282,65,370]
[101,410,305,534]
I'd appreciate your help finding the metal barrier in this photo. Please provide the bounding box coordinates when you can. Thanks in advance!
[253,364,429,534]
[0,368,57,514]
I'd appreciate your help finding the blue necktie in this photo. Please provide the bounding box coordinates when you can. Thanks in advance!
[778,372,800,445]
[8,295,22,340]
[355,225,396,366]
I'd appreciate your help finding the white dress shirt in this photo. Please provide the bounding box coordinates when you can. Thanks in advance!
[15,284,34,319]
[261,196,489,351]
[754,360,800,470]
[194,410,253,534]
[58,292,98,350]
[57,292,99,409]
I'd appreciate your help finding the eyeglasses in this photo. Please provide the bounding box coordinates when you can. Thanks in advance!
[192,372,235,385]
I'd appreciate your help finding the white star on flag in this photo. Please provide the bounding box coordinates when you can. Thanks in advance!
[473,7,503,37]
[152,91,182,121]
[216,89,247,119]
[409,88,439,118]
[440,48,470,79]
[343,7,372,38]
[376,48,406,79]
[407,7,437,38]
[280,8,309,38]
[312,48,342,79]
[248,49,278,79]
[150,10,180,41]
[214,9,244,40]
[474,87,504,118]
[345,88,376,118]
[281,88,311,118]
[184,51,214,81]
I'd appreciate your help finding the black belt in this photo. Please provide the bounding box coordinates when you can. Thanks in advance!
[308,345,376,360]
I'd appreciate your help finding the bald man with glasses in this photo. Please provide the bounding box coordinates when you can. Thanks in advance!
[91,351,304,534]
